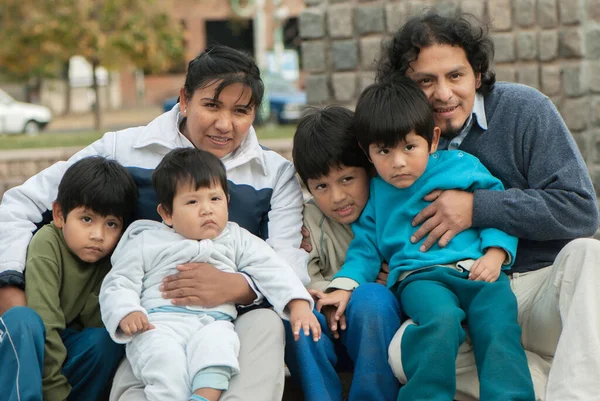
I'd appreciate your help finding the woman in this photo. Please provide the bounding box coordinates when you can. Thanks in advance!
[0,45,307,401]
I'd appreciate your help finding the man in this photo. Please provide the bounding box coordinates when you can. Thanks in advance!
[380,10,600,401]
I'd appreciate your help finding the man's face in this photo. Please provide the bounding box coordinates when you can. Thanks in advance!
[406,44,482,139]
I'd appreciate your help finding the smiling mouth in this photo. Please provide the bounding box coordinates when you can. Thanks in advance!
[433,105,458,113]
[335,204,353,214]
[208,136,231,144]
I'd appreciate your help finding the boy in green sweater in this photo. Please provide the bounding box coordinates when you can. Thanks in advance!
[284,106,401,401]
[24,156,138,401]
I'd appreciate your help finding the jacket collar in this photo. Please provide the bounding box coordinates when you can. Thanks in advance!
[133,104,268,176]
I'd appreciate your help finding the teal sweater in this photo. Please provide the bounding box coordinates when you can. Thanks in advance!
[334,150,517,288]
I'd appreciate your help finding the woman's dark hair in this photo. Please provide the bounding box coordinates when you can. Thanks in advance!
[152,147,229,215]
[377,9,495,94]
[292,106,372,189]
[182,45,264,108]
[56,156,138,226]
[354,75,436,151]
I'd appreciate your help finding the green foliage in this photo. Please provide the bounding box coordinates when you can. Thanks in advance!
[0,0,184,79]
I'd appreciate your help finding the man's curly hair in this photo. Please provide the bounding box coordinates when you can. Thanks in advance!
[376,9,496,95]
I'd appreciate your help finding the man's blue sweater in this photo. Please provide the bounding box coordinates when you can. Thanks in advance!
[461,83,598,273]
[334,150,518,288]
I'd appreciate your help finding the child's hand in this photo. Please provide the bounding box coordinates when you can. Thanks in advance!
[316,289,352,326]
[300,226,312,253]
[119,311,155,336]
[288,299,321,342]
[469,247,506,282]
[322,306,346,339]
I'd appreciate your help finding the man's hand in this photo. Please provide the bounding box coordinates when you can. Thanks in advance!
[0,286,26,316]
[308,289,346,339]
[376,262,389,286]
[119,311,155,336]
[469,247,506,282]
[300,226,312,253]
[288,299,321,342]
[161,263,247,307]
[411,190,474,251]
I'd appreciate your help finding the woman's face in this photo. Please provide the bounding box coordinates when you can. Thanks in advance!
[179,81,257,159]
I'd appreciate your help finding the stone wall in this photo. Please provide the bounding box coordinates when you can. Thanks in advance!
[299,0,600,195]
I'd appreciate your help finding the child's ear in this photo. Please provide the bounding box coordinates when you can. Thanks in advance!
[429,127,441,154]
[157,204,173,226]
[52,202,65,228]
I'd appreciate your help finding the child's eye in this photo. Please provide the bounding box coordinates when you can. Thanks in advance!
[211,196,222,201]
[405,144,415,151]
[203,102,218,109]
[81,216,92,223]
[378,148,389,155]
[235,108,250,115]
[107,221,121,229]
[314,183,327,191]
[341,176,354,184]
[187,200,197,205]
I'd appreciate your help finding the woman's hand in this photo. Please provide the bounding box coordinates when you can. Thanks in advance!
[309,289,346,339]
[160,262,252,307]
[300,226,312,253]
[316,290,352,323]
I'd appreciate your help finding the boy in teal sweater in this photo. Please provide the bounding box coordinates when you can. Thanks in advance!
[24,156,138,401]
[318,77,535,401]
[285,106,401,401]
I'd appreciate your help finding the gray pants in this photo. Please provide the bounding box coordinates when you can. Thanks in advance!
[110,308,286,401]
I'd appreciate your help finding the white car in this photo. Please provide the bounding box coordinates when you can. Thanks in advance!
[0,89,52,135]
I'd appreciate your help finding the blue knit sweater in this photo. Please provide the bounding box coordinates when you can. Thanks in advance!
[461,83,598,272]
[333,150,518,288]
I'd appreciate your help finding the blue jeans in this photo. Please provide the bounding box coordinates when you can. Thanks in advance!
[0,306,45,401]
[0,306,124,401]
[284,283,402,401]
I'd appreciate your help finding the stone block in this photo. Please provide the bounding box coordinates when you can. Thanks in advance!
[299,9,326,39]
[538,30,558,61]
[590,61,600,93]
[541,64,562,96]
[359,71,376,93]
[460,0,485,21]
[514,0,536,27]
[517,65,540,90]
[332,72,357,102]
[434,0,460,17]
[559,27,584,59]
[489,0,512,31]
[328,4,353,39]
[360,36,383,70]
[588,0,600,22]
[561,97,588,132]
[593,96,600,127]
[301,41,326,73]
[329,0,347,3]
[491,33,515,63]
[537,0,558,29]
[495,65,516,82]
[407,1,432,17]
[516,31,537,61]
[587,27,600,60]
[304,0,324,6]
[332,40,358,71]
[386,2,408,33]
[306,75,329,105]
[355,5,385,35]
[558,0,582,24]
[562,63,587,97]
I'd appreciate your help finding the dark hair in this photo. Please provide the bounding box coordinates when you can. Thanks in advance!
[377,9,495,94]
[182,45,264,108]
[152,147,229,214]
[292,106,372,188]
[354,75,436,151]
[56,157,138,226]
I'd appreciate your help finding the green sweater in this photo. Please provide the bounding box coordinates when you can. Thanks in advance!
[303,199,354,292]
[25,222,111,401]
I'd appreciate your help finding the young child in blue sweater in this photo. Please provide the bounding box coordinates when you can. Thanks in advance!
[317,77,535,401]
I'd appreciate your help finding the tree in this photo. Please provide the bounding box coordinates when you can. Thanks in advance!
[0,0,184,129]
